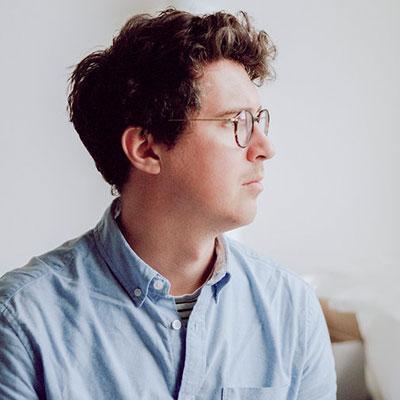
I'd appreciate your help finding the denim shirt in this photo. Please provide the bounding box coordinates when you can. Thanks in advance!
[0,198,336,399]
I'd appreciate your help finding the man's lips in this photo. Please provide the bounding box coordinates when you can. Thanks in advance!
[243,176,264,185]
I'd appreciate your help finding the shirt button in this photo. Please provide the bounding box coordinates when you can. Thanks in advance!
[133,288,142,297]
[153,280,164,290]
[171,319,182,330]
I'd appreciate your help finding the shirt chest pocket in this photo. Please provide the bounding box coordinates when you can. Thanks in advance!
[221,384,289,400]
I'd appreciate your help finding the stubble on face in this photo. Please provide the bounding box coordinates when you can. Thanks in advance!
[159,59,267,232]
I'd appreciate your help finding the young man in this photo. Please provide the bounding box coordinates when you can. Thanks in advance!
[0,8,336,399]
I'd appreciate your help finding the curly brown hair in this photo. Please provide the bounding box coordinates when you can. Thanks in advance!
[68,8,276,192]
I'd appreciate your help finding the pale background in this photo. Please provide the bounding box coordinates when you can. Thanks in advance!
[1,1,399,398]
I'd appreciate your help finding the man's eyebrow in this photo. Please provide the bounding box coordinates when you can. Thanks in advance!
[214,105,262,118]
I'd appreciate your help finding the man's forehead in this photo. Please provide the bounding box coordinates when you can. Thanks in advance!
[198,59,261,115]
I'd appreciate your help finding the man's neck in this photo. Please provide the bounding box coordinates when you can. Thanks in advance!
[117,196,218,296]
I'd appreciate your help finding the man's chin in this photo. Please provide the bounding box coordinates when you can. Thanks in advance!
[223,206,257,232]
[239,209,257,227]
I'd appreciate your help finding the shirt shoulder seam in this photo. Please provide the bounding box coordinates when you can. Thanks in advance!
[1,257,54,314]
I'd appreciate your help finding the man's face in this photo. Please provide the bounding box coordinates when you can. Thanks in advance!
[159,59,275,232]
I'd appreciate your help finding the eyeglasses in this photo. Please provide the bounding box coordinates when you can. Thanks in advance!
[169,109,270,148]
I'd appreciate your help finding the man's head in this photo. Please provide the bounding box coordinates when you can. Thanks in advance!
[68,8,276,195]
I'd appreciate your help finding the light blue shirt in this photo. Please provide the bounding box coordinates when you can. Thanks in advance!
[0,198,336,399]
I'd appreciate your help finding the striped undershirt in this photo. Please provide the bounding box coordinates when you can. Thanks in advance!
[174,288,202,327]
[173,237,225,327]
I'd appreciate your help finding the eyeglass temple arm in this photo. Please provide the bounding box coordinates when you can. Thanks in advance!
[168,117,234,122]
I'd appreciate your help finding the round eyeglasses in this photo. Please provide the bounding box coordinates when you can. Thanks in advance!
[168,108,270,148]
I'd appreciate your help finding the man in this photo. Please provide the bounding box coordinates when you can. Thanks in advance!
[0,8,336,399]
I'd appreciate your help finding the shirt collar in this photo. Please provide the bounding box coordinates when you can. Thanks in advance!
[93,198,231,307]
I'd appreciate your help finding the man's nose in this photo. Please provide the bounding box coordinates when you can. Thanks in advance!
[246,123,275,162]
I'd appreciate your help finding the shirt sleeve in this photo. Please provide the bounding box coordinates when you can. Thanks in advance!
[297,288,337,399]
[0,311,41,400]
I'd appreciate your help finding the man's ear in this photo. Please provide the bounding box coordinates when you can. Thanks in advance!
[121,127,162,174]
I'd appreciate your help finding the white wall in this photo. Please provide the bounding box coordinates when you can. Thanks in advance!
[1,0,399,281]
[235,0,400,280]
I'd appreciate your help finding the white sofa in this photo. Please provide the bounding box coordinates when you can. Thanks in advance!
[304,270,400,400]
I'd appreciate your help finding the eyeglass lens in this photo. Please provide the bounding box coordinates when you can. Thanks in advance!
[236,109,269,147]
